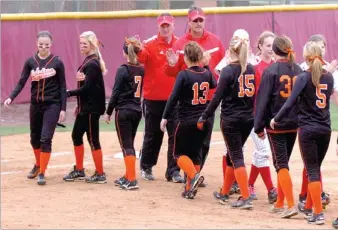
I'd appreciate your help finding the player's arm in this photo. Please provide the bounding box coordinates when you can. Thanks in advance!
[331,71,338,106]
[67,62,98,96]
[162,71,184,119]
[106,66,126,116]
[165,42,184,77]
[58,60,67,111]
[9,59,32,101]
[201,67,230,119]
[274,74,307,122]
[254,69,274,137]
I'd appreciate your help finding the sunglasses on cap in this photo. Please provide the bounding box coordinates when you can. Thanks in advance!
[192,18,204,23]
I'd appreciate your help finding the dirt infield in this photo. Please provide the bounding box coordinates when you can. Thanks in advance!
[1,131,338,229]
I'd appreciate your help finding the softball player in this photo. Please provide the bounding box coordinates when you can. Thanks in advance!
[4,31,67,185]
[254,35,302,218]
[298,34,336,207]
[161,41,217,199]
[63,31,107,184]
[248,31,277,203]
[199,29,255,209]
[105,36,144,190]
[271,41,333,225]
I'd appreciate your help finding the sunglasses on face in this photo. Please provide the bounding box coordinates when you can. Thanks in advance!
[38,44,50,49]
[192,18,204,23]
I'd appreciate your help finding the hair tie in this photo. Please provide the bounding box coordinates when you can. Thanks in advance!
[97,40,104,48]
[309,55,326,65]
[285,48,295,60]
[233,37,248,51]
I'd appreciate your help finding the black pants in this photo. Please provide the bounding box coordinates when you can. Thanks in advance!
[140,99,180,177]
[174,121,210,165]
[72,113,101,150]
[267,132,297,172]
[200,113,215,170]
[115,109,142,156]
[30,103,61,153]
[298,128,331,182]
[221,119,253,169]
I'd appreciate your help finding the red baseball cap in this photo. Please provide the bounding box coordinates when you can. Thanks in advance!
[188,8,205,21]
[157,13,174,26]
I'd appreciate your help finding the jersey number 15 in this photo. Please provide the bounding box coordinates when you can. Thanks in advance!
[238,74,255,97]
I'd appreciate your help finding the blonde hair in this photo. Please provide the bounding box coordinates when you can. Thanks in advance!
[230,29,249,75]
[257,31,275,54]
[124,36,142,65]
[80,31,107,75]
[303,41,325,87]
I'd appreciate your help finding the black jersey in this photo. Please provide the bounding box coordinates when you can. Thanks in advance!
[275,71,334,133]
[254,60,303,135]
[68,54,106,115]
[9,53,67,110]
[106,63,144,115]
[162,66,217,123]
[202,62,255,122]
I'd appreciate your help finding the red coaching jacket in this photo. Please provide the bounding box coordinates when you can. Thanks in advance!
[137,34,178,101]
[165,30,225,100]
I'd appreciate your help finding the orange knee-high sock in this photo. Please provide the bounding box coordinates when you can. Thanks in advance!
[194,165,201,173]
[275,177,285,208]
[33,148,41,167]
[234,167,250,199]
[74,145,84,170]
[125,155,136,181]
[277,168,295,208]
[39,152,51,174]
[304,187,313,210]
[221,166,235,195]
[123,156,128,179]
[222,155,227,177]
[300,168,308,196]
[92,149,104,175]
[177,155,197,179]
[308,181,322,214]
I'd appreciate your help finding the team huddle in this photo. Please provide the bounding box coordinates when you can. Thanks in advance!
[3,5,338,228]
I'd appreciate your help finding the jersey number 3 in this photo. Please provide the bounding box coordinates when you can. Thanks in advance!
[134,76,142,98]
[238,74,255,97]
[316,84,327,108]
[192,82,210,105]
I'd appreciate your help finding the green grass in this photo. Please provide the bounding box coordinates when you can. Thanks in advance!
[1,104,338,136]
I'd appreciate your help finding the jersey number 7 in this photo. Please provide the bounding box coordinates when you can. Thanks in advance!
[134,76,142,98]
[192,82,210,105]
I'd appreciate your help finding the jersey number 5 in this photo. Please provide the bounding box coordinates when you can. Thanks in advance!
[192,82,210,105]
[316,84,327,108]
[238,74,255,97]
[134,76,142,98]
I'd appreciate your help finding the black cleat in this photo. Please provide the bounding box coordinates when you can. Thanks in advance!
[63,165,86,182]
[186,173,204,199]
[297,201,312,219]
[85,171,107,184]
[332,218,338,229]
[141,169,155,181]
[268,187,278,204]
[120,180,139,190]
[231,196,253,210]
[27,164,40,179]
[213,191,229,205]
[321,192,330,209]
[307,213,325,225]
[114,176,127,186]
[37,173,46,185]
[229,182,240,195]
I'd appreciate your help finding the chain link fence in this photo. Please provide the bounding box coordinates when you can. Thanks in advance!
[1,0,334,14]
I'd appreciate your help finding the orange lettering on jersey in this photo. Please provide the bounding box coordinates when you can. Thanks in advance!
[316,84,327,108]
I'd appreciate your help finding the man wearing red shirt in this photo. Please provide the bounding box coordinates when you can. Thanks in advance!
[137,13,184,183]
[166,6,225,181]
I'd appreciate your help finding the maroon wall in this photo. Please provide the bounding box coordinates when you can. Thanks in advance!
[1,10,337,103]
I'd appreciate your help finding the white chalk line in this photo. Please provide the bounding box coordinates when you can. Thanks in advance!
[1,141,224,176]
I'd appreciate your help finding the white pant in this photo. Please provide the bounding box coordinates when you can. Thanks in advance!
[223,128,271,168]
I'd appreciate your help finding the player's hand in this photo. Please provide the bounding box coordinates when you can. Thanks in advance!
[327,59,338,74]
[3,98,12,108]
[166,49,179,66]
[104,114,111,124]
[66,90,71,98]
[270,118,276,130]
[160,119,167,132]
[201,52,211,66]
[58,110,66,123]
[74,106,79,116]
[197,116,206,130]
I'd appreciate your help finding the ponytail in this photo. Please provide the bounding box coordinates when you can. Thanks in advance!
[238,41,248,75]
[96,49,107,75]
[124,36,141,65]
[311,58,323,87]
